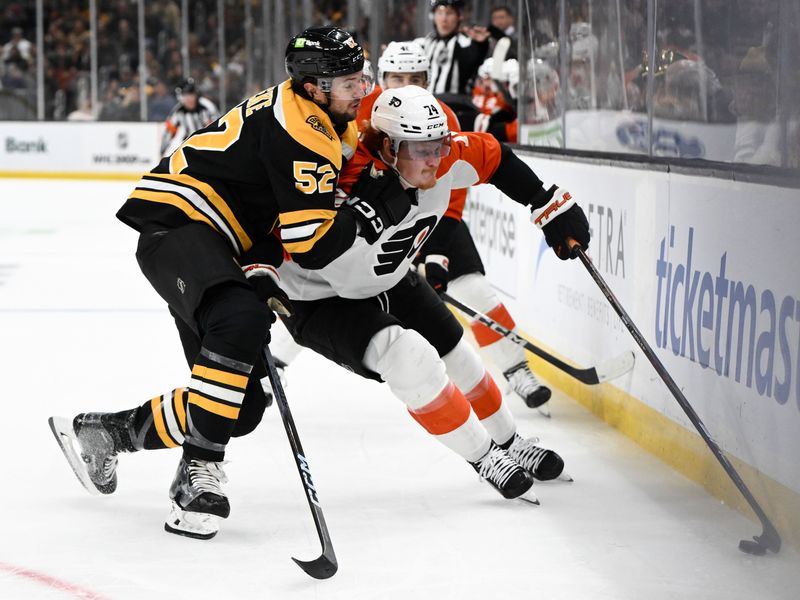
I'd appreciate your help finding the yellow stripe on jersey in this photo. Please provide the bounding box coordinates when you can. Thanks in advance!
[191,364,249,390]
[174,388,187,432]
[150,396,180,448]
[282,219,335,254]
[279,81,345,170]
[146,172,253,252]
[188,392,241,420]
[128,189,220,233]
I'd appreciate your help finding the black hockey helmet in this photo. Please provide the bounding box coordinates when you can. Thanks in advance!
[285,27,364,85]
[175,77,198,96]
[430,0,465,12]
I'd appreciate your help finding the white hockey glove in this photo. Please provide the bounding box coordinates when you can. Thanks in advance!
[530,185,590,260]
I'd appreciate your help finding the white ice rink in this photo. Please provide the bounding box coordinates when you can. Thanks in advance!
[1,179,798,599]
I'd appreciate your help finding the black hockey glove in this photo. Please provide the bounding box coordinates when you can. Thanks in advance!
[242,263,294,318]
[530,185,590,260]
[421,254,449,294]
[346,163,412,244]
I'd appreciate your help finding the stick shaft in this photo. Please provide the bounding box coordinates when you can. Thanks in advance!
[442,292,601,384]
[261,344,338,577]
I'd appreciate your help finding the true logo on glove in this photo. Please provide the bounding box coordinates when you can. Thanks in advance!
[533,191,572,227]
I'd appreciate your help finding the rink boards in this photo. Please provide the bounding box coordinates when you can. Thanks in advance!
[465,153,800,547]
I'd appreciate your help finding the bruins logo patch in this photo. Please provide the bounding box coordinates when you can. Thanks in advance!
[306,115,333,140]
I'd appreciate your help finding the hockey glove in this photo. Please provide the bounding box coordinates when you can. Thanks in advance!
[530,185,590,260]
[421,254,450,294]
[241,263,294,317]
[346,163,412,244]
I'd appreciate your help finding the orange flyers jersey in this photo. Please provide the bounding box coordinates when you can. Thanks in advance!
[276,130,503,301]
[358,86,468,221]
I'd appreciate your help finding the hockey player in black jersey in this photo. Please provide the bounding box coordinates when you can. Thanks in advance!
[48,27,371,540]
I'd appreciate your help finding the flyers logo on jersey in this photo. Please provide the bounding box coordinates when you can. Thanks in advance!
[306,115,334,140]
[374,215,437,276]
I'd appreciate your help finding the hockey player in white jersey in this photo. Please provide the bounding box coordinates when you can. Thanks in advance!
[272,41,556,413]
[278,85,590,501]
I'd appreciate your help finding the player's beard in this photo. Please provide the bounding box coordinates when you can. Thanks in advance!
[327,101,359,126]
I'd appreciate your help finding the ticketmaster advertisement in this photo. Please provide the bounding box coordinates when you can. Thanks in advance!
[466,155,800,496]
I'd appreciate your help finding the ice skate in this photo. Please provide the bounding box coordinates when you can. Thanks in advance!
[471,444,538,504]
[504,434,571,482]
[503,362,552,414]
[48,411,137,495]
[165,457,230,540]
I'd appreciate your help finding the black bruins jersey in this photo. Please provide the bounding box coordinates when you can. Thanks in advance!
[117,80,359,266]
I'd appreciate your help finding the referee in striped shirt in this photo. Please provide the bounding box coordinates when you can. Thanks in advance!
[416,0,491,96]
[161,78,220,156]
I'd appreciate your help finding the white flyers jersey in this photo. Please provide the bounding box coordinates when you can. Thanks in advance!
[277,132,504,301]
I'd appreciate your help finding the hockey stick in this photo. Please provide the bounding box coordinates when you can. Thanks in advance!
[442,292,635,385]
[571,243,781,555]
[262,343,339,578]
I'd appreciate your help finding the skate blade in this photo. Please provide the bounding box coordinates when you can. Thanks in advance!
[556,472,574,482]
[164,501,221,540]
[536,405,552,418]
[517,488,540,505]
[48,416,101,496]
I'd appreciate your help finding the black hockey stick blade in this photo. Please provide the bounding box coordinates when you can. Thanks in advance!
[262,343,339,578]
[292,552,338,579]
[572,244,781,554]
[442,292,634,385]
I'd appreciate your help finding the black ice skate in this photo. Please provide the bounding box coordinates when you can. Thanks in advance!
[165,457,230,540]
[48,411,137,495]
[503,362,552,414]
[503,433,571,482]
[471,444,537,504]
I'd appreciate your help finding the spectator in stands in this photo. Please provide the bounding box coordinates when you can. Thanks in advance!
[148,79,174,122]
[487,5,517,60]
[67,98,95,121]
[731,46,781,166]
[2,27,33,70]
[490,5,515,38]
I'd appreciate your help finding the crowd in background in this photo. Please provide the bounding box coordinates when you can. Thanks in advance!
[1,0,797,168]
[0,0,416,122]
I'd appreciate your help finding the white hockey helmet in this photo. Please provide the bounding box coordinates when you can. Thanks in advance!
[371,85,451,159]
[378,41,430,85]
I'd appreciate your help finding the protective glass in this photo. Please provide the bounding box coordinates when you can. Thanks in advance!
[395,135,452,160]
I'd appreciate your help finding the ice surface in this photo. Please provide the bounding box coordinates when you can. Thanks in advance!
[1,179,797,599]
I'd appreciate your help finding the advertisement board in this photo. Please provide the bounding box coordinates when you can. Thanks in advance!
[0,122,160,175]
[467,156,800,496]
